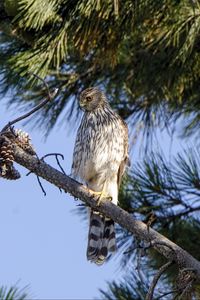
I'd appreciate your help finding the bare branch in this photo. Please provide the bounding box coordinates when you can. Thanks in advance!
[1,74,58,132]
[36,175,47,196]
[41,153,66,175]
[41,153,64,161]
[30,73,51,96]
[157,289,180,299]
[145,261,173,300]
[2,137,200,283]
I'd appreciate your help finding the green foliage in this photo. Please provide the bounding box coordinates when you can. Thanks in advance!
[16,0,62,30]
[100,272,148,300]
[0,285,29,300]
[118,147,200,238]
[1,0,200,135]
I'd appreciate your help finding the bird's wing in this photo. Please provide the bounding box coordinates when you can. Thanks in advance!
[71,126,83,178]
[117,120,130,187]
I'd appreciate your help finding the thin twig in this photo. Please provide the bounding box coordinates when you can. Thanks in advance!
[146,211,157,233]
[26,153,65,194]
[36,175,46,196]
[157,289,181,299]
[27,169,56,195]
[145,261,173,300]
[30,73,51,96]
[55,155,66,175]
[26,170,32,176]
[41,153,64,160]
[41,153,66,175]
[1,74,58,132]
[41,153,66,193]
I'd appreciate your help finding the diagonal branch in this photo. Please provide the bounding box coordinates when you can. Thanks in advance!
[1,74,58,133]
[7,142,200,281]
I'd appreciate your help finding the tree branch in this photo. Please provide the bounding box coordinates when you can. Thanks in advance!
[1,74,58,133]
[4,140,200,281]
[145,261,173,300]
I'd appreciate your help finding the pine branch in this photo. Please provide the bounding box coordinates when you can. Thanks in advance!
[1,0,200,139]
[3,137,200,282]
[0,284,30,300]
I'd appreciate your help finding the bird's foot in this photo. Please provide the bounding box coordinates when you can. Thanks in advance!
[90,190,112,206]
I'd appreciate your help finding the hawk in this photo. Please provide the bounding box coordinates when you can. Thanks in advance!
[71,87,129,265]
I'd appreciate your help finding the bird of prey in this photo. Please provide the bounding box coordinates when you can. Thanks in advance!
[71,87,129,265]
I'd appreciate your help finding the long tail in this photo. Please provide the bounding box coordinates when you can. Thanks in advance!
[87,210,116,265]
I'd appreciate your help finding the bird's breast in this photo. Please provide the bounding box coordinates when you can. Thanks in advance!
[74,111,125,182]
[78,128,113,181]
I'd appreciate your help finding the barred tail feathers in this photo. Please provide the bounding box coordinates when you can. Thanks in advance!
[87,210,116,265]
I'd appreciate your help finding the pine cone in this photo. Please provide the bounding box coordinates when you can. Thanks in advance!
[14,129,36,155]
[0,139,14,165]
[0,138,21,180]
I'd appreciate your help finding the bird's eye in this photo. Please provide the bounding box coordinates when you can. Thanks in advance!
[86,96,92,102]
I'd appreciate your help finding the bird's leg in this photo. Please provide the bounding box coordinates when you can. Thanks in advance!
[94,191,111,206]
[89,183,112,206]
[97,192,112,206]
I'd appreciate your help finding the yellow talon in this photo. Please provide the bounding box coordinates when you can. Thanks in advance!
[91,191,112,206]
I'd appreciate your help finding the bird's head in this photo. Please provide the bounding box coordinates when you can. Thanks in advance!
[79,87,107,111]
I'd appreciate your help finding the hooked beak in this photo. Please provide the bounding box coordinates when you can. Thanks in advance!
[79,100,86,109]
